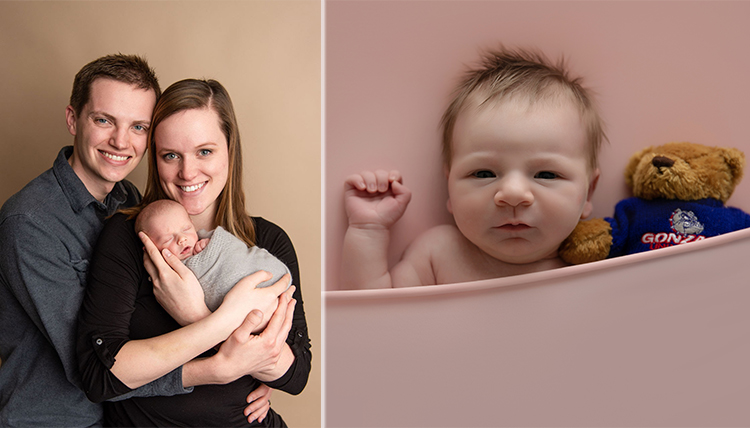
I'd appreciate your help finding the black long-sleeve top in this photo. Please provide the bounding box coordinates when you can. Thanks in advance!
[76,213,311,427]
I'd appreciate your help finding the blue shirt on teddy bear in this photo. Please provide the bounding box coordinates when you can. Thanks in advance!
[606,197,750,257]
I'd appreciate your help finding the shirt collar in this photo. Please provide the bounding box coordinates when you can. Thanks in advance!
[52,146,129,215]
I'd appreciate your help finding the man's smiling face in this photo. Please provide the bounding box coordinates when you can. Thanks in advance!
[66,77,155,200]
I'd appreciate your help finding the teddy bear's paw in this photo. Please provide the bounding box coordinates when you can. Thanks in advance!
[559,218,613,264]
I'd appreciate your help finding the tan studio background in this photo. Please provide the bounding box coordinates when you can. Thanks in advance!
[0,1,321,426]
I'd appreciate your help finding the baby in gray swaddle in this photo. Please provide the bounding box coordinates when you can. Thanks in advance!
[135,199,290,313]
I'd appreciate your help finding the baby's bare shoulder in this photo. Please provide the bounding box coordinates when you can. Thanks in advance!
[404,224,461,254]
[390,225,465,287]
[410,224,505,284]
[404,224,472,262]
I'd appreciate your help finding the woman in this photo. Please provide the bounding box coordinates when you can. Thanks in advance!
[77,79,312,427]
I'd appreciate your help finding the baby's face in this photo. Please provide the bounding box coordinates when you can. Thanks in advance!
[446,97,598,264]
[148,208,199,261]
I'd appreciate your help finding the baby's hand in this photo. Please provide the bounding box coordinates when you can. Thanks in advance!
[344,169,412,229]
[194,238,210,255]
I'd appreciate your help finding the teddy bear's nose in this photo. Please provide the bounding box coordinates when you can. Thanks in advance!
[652,156,675,169]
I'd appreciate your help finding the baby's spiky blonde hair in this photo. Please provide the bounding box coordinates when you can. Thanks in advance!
[440,46,606,172]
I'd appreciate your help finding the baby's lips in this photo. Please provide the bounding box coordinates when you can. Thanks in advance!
[496,222,532,231]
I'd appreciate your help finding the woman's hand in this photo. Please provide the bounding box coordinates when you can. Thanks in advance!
[211,285,297,384]
[140,231,210,325]
[244,384,272,424]
[218,273,291,332]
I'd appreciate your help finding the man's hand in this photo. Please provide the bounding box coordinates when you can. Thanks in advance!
[210,286,296,384]
[244,383,272,424]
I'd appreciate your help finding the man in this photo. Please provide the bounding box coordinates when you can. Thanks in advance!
[0,54,187,426]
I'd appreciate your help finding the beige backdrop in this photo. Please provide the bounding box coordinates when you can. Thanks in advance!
[0,1,321,426]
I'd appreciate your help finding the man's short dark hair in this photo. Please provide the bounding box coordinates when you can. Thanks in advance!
[69,53,160,116]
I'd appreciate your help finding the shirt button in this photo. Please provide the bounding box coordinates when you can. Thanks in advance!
[96,338,103,346]
[297,332,303,338]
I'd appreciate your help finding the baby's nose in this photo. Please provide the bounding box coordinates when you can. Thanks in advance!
[495,175,534,207]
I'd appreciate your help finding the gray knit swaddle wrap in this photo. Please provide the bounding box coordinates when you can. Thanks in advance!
[184,226,291,311]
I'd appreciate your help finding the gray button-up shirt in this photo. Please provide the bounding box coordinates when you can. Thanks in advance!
[0,146,186,427]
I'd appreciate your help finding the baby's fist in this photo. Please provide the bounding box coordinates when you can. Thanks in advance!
[344,169,411,228]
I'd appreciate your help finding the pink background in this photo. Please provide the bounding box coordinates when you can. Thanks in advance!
[325,3,750,425]
[325,0,750,290]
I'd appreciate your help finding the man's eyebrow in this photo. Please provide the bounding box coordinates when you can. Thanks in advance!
[88,111,117,123]
[133,119,152,127]
[88,111,151,127]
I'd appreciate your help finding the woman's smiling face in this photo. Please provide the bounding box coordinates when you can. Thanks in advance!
[154,107,229,230]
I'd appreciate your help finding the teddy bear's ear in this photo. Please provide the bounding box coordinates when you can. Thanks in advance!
[624,145,654,189]
[721,147,746,190]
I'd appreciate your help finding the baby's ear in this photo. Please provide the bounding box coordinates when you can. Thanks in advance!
[624,146,654,189]
[444,164,453,214]
[581,168,600,219]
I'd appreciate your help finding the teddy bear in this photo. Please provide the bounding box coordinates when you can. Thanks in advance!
[559,141,750,264]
